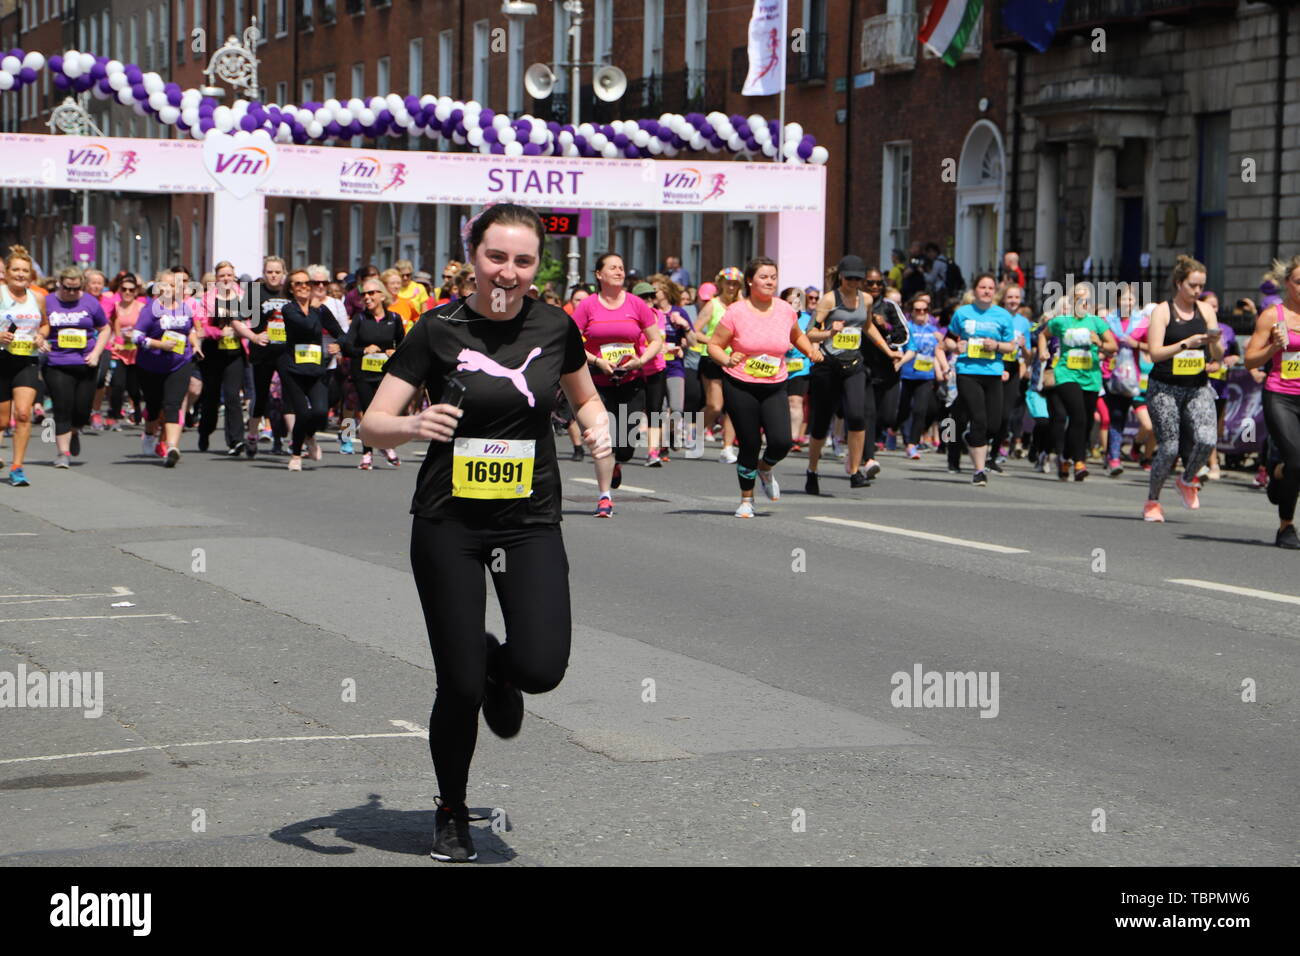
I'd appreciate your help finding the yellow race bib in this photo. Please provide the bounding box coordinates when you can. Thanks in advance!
[294,344,322,365]
[742,354,781,378]
[7,332,35,356]
[967,341,997,361]
[913,356,934,373]
[1173,349,1205,375]
[451,438,535,500]
[1281,351,1300,380]
[117,340,136,352]
[1208,365,1227,380]
[786,357,805,373]
[599,342,636,367]
[1003,347,1020,364]
[361,353,388,373]
[218,329,241,350]
[1065,349,1093,371]
[1139,373,1149,391]
[161,330,187,354]
[267,320,287,343]
[57,328,88,350]
[831,329,862,350]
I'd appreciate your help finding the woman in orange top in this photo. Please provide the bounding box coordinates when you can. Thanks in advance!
[382,269,421,332]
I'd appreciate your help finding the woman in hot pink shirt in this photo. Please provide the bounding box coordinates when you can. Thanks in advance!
[570,253,663,516]
[707,257,822,518]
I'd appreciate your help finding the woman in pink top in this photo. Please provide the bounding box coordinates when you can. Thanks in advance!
[106,273,146,426]
[570,252,663,517]
[1244,255,1300,548]
[707,257,822,518]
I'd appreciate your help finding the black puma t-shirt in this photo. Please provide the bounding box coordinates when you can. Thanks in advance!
[384,296,587,527]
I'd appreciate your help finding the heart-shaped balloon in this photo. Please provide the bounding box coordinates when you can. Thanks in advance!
[202,131,276,199]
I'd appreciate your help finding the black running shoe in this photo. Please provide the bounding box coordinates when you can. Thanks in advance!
[570,445,584,462]
[165,447,181,468]
[245,438,257,459]
[611,463,622,489]
[986,459,1003,474]
[69,431,80,457]
[198,432,210,452]
[1277,525,1300,550]
[482,632,523,739]
[972,470,988,486]
[849,471,870,489]
[227,441,245,457]
[430,799,478,863]
[804,470,820,496]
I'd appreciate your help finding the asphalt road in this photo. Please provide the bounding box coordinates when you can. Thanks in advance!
[1,421,1295,866]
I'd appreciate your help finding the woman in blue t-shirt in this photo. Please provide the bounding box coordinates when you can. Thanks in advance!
[895,293,949,460]
[781,287,814,449]
[942,273,1017,485]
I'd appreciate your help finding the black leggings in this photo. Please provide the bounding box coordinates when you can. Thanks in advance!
[410,517,570,807]
[1001,374,1024,446]
[721,374,792,492]
[1264,390,1300,522]
[355,376,382,454]
[280,371,329,456]
[595,380,646,464]
[139,363,195,426]
[43,363,98,435]
[955,373,1003,449]
[198,350,246,448]
[108,362,143,421]
[1048,382,1098,463]
[808,363,867,438]
[250,358,279,421]
[897,378,939,446]
[870,378,899,445]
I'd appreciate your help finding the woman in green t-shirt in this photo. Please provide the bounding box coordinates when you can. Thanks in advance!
[1037,283,1117,480]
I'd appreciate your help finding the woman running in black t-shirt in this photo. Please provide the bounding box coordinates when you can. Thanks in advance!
[359,203,612,863]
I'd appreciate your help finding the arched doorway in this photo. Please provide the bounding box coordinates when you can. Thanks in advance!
[954,120,1006,277]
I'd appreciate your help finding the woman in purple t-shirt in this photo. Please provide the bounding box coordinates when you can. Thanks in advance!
[129,270,201,467]
[43,266,110,469]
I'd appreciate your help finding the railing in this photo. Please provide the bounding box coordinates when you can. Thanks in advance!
[994,0,1237,48]
[861,12,918,73]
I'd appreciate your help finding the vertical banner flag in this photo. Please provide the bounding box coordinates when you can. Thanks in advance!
[1002,0,1066,53]
[71,224,97,264]
[919,0,985,67]
[742,0,788,97]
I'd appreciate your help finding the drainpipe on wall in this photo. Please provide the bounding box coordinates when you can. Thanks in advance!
[1009,48,1024,257]
[843,0,857,265]
[1270,1,1288,261]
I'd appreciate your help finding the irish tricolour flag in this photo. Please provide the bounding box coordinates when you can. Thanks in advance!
[919,0,984,67]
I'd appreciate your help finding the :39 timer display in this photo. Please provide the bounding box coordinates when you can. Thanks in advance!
[541,213,578,236]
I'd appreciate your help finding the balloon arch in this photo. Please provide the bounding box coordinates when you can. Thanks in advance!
[0,48,828,284]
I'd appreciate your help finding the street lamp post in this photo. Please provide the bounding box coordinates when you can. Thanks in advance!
[47,93,103,262]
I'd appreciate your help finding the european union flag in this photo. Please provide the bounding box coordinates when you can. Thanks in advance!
[1002,0,1066,53]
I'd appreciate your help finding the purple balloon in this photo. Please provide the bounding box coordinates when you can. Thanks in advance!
[449,108,463,124]
[403,95,420,112]
[522,143,541,156]
[325,121,342,138]
[167,89,182,106]
[516,120,531,136]
[97,78,113,94]
[18,67,36,84]
[132,85,149,100]
[441,120,457,137]
[199,117,215,131]
[479,108,495,125]
[612,133,629,148]
[625,145,641,159]
[489,142,505,154]
[642,120,660,136]
[292,130,309,144]
[125,66,142,83]
[684,112,703,125]
[74,76,94,93]
[573,135,587,150]
[547,122,561,134]
[239,114,258,131]
[49,55,63,72]
[53,73,70,90]
[797,141,814,159]
[729,113,745,127]
[90,62,107,80]
[7,49,22,61]
[483,127,499,144]
[378,109,392,125]
[177,120,189,132]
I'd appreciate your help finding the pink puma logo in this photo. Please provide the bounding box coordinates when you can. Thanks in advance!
[455,347,542,406]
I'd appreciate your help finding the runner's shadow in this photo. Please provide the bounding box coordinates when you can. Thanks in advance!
[268,793,518,864]
[1174,532,1275,548]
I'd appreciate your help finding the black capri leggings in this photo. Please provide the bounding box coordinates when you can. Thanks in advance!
[250,358,278,421]
[721,373,792,492]
[108,362,143,421]
[139,363,195,426]
[198,350,247,449]
[355,376,383,454]
[897,378,939,446]
[43,363,98,435]
[1048,381,1098,463]
[410,517,571,807]
[280,371,329,457]
[1264,390,1300,523]
[955,373,1003,449]
[596,379,647,464]
[808,362,868,438]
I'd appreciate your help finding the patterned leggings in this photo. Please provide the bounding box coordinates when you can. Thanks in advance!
[1146,379,1217,501]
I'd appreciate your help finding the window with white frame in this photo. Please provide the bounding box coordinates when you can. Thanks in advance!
[643,0,664,79]
[686,0,708,74]
[349,205,363,268]
[176,2,184,63]
[235,0,244,36]
[351,63,364,99]
[216,2,224,44]
[301,78,314,103]
[377,56,390,98]
[159,4,169,68]
[438,31,454,97]
[323,72,335,100]
[79,18,87,52]
[130,16,139,64]
[507,19,524,114]
[552,2,569,96]
[594,0,613,63]
[473,21,489,105]
[277,0,286,36]
[408,39,423,96]
[321,209,334,271]
[881,142,911,267]
[275,81,287,105]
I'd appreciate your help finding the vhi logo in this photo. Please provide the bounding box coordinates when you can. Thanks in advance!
[63,144,137,184]
[341,156,382,180]
[201,131,277,199]
[212,146,270,176]
[663,167,702,190]
[661,167,727,205]
[67,145,110,167]
[483,441,508,455]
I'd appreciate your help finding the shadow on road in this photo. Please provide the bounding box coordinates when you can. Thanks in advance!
[268,793,518,863]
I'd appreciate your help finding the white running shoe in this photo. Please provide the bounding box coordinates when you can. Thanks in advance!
[141,433,155,455]
[758,469,780,501]
[684,440,704,460]
[719,447,738,464]
[734,499,755,518]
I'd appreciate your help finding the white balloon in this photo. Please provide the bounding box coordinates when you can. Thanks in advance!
[312,108,329,126]
[659,113,673,125]
[213,106,234,129]
[335,107,353,125]
[92,84,110,99]
[492,113,510,129]
[602,143,619,158]
[530,125,548,144]
[0,73,12,91]
[754,127,771,144]
[108,72,128,91]
[663,144,678,158]
[748,114,764,129]
[346,98,364,113]
[232,129,251,143]
[727,135,743,151]
[782,142,799,158]
[689,133,705,151]
[497,127,516,144]
[785,123,803,141]
[504,141,524,157]
[79,53,95,73]
[116,88,134,105]
[810,146,829,165]
[368,96,385,112]
[452,131,467,145]
[358,108,376,126]
[132,101,147,116]
[191,125,206,140]
[557,130,573,146]
[705,142,721,153]
[143,73,164,94]
[632,130,650,148]
[159,105,180,124]
[307,120,324,138]
[589,133,607,150]
[479,142,492,154]
[181,90,201,107]
[424,95,440,108]
[23,51,45,71]
[148,91,168,111]
[181,107,199,125]
[647,139,663,155]
[761,142,776,157]
[63,60,83,80]
[104,59,124,75]
[467,127,484,147]
[578,123,594,138]
[393,111,412,128]
[434,103,450,122]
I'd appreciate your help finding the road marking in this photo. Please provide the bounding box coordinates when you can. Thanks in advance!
[0,587,132,602]
[1167,578,1300,607]
[0,720,429,766]
[807,515,1030,554]
[571,476,657,495]
[0,613,187,624]
[0,533,39,537]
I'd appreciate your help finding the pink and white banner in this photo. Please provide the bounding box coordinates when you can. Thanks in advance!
[742,0,788,97]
